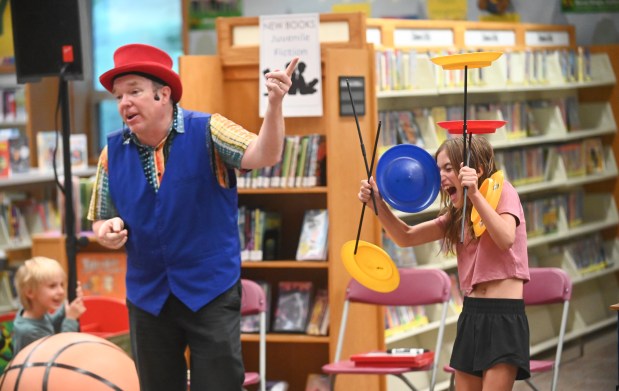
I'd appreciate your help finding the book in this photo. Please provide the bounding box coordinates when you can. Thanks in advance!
[70,133,88,170]
[262,211,282,260]
[0,271,16,312]
[296,209,328,261]
[306,288,329,335]
[350,351,434,368]
[8,133,30,174]
[583,138,605,174]
[0,140,9,177]
[36,130,63,171]
[76,252,127,300]
[305,373,329,391]
[272,281,313,333]
[0,128,29,175]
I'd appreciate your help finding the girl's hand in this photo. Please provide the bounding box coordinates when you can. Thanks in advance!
[459,164,480,198]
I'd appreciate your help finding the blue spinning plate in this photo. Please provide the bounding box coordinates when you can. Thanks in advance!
[376,144,440,213]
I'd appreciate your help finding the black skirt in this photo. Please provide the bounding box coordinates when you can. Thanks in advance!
[449,296,531,380]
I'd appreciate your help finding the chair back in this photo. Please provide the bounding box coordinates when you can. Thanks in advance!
[241,279,267,316]
[523,267,572,391]
[81,296,129,333]
[346,268,452,306]
[524,268,572,306]
[240,279,267,391]
[335,268,451,391]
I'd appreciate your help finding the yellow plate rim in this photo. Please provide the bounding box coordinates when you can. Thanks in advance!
[472,170,505,237]
[341,240,400,293]
[431,51,503,70]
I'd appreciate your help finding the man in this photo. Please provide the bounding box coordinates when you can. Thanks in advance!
[88,43,298,390]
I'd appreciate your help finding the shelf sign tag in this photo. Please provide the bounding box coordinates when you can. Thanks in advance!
[366,27,382,46]
[465,30,515,47]
[259,13,323,117]
[394,28,454,47]
[339,76,365,117]
[525,31,570,47]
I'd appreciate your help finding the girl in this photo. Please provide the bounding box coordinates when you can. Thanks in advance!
[359,136,530,391]
[12,257,86,355]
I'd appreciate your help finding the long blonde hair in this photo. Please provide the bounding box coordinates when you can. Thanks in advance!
[435,136,498,254]
[14,257,66,310]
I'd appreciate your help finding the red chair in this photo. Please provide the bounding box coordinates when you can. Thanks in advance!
[80,296,129,338]
[241,279,268,391]
[444,267,572,391]
[322,268,452,391]
[80,296,130,354]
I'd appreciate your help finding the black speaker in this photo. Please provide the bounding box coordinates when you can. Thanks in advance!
[10,0,83,84]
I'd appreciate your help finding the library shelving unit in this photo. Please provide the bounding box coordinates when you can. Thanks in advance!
[179,13,382,391]
[0,66,96,264]
[366,18,619,391]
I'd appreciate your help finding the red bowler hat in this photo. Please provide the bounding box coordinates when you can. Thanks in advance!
[99,43,183,103]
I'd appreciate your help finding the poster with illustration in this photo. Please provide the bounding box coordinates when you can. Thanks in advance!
[259,13,323,117]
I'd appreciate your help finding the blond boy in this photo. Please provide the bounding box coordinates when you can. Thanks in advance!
[12,257,86,355]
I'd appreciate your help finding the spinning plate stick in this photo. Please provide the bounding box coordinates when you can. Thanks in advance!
[345,79,380,254]
[460,64,471,243]
[430,51,503,243]
[354,120,381,254]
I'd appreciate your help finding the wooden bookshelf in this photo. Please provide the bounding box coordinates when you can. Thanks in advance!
[177,13,382,391]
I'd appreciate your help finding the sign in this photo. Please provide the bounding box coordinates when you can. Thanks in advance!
[465,30,516,47]
[366,27,381,46]
[525,31,570,47]
[339,76,365,117]
[561,0,619,12]
[394,28,454,47]
[260,13,322,117]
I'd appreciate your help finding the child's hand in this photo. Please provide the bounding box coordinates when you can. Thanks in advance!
[66,282,86,320]
[459,164,479,197]
[358,177,381,212]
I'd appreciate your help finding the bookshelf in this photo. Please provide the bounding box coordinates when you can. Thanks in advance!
[0,64,96,270]
[366,18,619,391]
[179,13,382,391]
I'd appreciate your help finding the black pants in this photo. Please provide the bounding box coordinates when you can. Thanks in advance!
[128,280,244,391]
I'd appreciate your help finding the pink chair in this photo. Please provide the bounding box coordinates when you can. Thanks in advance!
[322,268,451,391]
[444,267,572,391]
[241,279,268,391]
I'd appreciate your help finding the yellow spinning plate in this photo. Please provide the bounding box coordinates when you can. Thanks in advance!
[431,51,503,70]
[471,170,505,237]
[341,240,400,293]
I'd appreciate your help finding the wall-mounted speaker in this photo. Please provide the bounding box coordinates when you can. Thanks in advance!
[9,0,83,83]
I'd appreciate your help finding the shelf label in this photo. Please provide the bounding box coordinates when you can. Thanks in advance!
[366,27,381,45]
[394,28,454,47]
[465,30,515,47]
[339,76,365,117]
[525,31,570,47]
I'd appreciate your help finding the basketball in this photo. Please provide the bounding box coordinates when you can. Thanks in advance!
[0,332,139,391]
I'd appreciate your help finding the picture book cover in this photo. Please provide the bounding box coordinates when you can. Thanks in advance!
[306,288,328,336]
[272,281,313,333]
[76,252,127,300]
[296,209,328,261]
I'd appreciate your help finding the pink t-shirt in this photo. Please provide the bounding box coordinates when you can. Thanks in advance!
[435,181,529,295]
